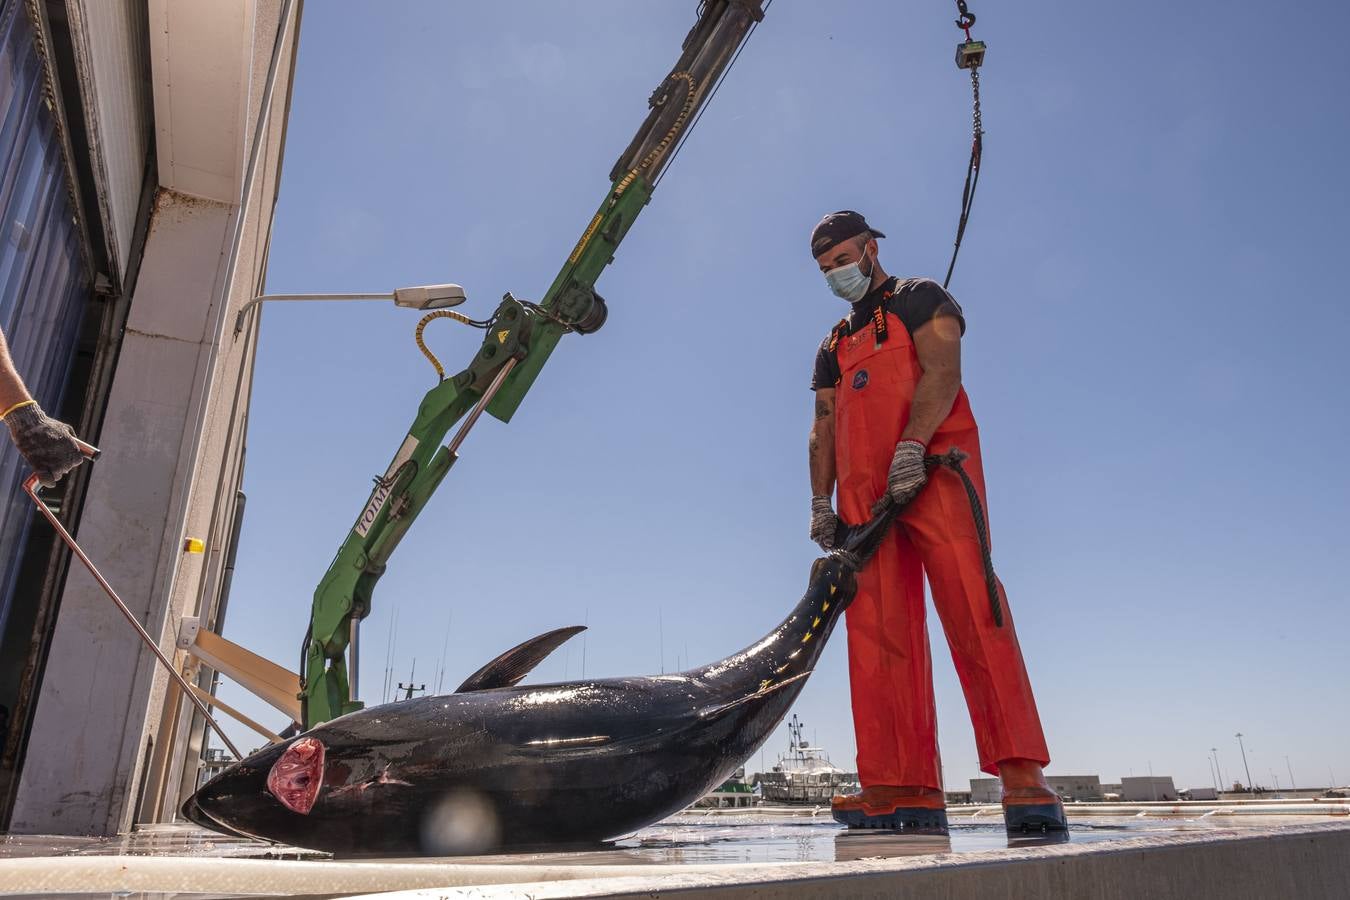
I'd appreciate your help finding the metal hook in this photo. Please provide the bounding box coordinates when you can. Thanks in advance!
[954,0,976,31]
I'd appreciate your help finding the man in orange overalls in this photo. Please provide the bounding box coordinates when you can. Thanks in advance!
[806,211,1066,835]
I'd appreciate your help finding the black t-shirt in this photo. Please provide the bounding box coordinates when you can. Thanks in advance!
[810,276,965,390]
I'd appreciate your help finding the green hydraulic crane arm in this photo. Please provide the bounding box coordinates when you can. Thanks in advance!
[301,1,767,728]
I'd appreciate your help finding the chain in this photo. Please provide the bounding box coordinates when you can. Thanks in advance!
[970,66,983,138]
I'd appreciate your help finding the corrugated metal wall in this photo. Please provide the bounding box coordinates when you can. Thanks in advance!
[0,0,89,682]
[62,0,149,288]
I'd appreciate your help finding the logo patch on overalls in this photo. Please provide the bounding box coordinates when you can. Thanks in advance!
[852,369,869,390]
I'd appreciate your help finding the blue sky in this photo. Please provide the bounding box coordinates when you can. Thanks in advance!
[217,0,1350,794]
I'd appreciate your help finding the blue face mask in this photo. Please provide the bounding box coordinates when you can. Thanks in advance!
[824,249,874,301]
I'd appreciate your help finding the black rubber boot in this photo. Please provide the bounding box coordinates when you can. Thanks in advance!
[1004,800,1068,834]
[832,805,950,834]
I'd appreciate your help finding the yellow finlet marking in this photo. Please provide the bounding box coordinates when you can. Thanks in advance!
[759,679,772,691]
[497,330,510,343]
[812,617,822,628]
[801,632,813,644]
[829,584,837,596]
[822,600,831,611]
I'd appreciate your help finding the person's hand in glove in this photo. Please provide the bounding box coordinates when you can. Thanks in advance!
[4,400,86,487]
[810,495,839,550]
[881,439,928,509]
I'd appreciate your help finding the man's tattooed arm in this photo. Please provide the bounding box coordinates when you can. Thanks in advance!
[809,388,837,497]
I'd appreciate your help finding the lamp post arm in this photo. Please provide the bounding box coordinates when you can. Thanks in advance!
[233,293,396,335]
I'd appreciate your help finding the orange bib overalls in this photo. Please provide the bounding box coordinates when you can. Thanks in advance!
[832,305,1049,789]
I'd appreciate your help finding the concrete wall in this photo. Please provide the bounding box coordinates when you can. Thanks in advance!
[9,0,297,836]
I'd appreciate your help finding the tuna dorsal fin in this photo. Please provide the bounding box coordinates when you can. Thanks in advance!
[454,625,587,692]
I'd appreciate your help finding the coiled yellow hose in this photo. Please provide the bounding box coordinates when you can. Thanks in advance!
[414,310,481,380]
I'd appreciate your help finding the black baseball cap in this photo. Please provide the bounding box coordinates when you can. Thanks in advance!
[810,210,886,258]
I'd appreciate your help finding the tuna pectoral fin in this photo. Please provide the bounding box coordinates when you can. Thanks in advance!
[455,625,587,692]
[697,671,812,720]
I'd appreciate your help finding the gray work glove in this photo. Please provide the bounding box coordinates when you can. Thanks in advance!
[5,402,85,488]
[810,495,838,550]
[881,439,928,509]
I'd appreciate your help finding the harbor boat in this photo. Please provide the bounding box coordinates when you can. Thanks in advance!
[755,714,858,805]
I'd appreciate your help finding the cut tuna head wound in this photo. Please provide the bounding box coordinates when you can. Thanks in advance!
[266,737,325,814]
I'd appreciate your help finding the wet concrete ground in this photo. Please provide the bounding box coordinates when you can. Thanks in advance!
[1,809,1338,865]
[2,812,1348,899]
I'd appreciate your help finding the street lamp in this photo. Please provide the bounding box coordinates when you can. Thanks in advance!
[1235,732,1254,792]
[233,283,467,335]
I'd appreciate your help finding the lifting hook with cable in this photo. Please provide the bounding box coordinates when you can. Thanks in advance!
[955,0,976,36]
[944,0,986,290]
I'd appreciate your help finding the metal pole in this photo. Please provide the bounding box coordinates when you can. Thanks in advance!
[1212,747,1225,790]
[348,619,360,704]
[23,471,242,760]
[1285,756,1296,792]
[1236,733,1253,791]
[1207,754,1219,792]
[444,357,519,456]
[233,292,394,335]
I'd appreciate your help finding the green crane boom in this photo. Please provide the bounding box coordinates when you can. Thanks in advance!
[301,1,767,728]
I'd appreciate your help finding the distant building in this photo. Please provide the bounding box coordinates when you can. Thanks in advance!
[1180,787,1218,801]
[970,774,1103,803]
[970,777,1000,803]
[1121,776,1177,801]
[1045,775,1103,802]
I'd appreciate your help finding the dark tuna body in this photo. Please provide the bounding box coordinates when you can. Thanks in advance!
[187,557,855,854]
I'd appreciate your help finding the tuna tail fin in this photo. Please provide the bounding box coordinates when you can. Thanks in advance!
[455,625,586,692]
[696,671,811,720]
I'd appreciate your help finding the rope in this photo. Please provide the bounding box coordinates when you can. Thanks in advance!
[943,67,983,290]
[929,449,1004,628]
[414,310,487,380]
[835,448,1004,628]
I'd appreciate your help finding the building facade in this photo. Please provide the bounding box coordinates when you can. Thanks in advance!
[0,0,301,835]
[970,774,1105,803]
[1120,776,1178,802]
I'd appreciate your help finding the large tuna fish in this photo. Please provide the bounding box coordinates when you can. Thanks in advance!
[183,554,859,855]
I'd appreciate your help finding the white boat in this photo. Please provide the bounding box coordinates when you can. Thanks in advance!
[755,714,858,805]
